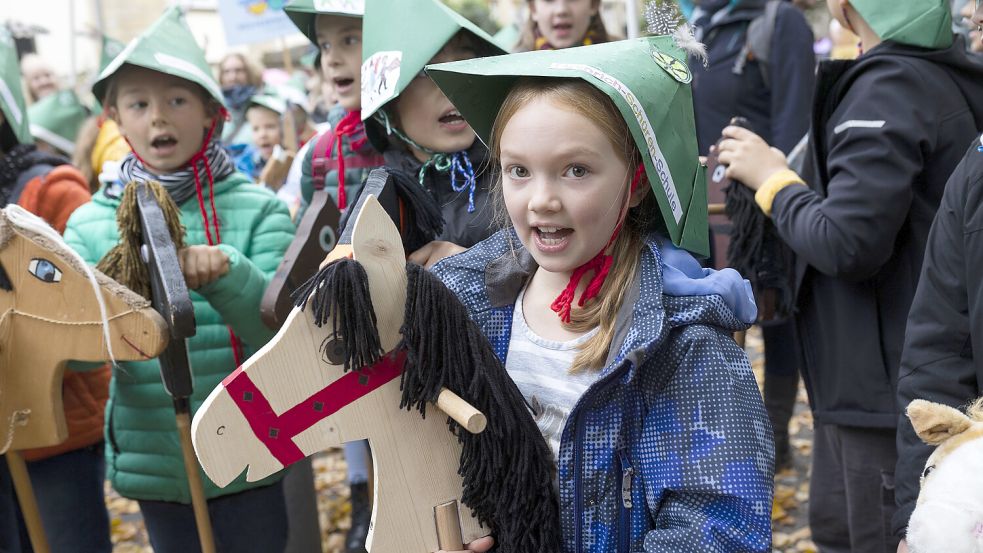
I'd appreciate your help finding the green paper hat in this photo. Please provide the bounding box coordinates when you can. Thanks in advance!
[248,92,287,115]
[0,29,30,146]
[285,0,364,45]
[851,0,952,49]
[493,24,520,52]
[92,7,224,107]
[360,0,506,120]
[28,89,89,155]
[426,37,709,256]
[99,35,127,75]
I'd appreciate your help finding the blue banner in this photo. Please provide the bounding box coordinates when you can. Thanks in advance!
[218,0,297,46]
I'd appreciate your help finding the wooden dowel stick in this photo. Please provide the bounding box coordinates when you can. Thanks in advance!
[7,451,51,553]
[434,500,465,551]
[435,388,486,434]
[176,411,217,553]
[708,203,726,216]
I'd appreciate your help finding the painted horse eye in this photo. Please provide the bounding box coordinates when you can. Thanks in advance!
[321,337,347,365]
[28,258,63,283]
[922,465,936,479]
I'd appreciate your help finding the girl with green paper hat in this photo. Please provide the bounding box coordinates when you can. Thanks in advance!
[425,36,772,553]
[714,0,983,550]
[64,7,295,552]
[514,0,611,52]
[358,0,506,266]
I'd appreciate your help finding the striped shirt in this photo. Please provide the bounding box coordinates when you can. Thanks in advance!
[505,286,601,463]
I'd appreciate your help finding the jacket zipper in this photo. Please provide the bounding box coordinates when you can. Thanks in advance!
[106,398,120,455]
[572,360,634,552]
[619,448,634,551]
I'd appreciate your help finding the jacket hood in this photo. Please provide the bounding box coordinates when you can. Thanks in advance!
[433,228,755,374]
[863,37,983,129]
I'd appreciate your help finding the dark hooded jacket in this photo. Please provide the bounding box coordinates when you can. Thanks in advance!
[893,139,983,536]
[382,141,496,248]
[689,0,815,155]
[772,37,983,428]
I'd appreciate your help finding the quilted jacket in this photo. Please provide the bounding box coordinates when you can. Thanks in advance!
[64,171,294,503]
[432,230,773,552]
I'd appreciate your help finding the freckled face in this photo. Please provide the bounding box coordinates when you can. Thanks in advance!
[500,97,642,277]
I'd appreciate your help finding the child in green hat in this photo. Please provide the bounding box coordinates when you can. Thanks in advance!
[515,0,611,52]
[283,2,385,549]
[237,93,288,183]
[715,0,983,550]
[359,0,506,266]
[0,29,109,553]
[286,0,384,214]
[28,89,90,158]
[425,35,772,552]
[63,7,294,552]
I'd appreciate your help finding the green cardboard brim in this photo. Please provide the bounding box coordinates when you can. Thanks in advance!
[426,37,708,256]
[285,0,364,45]
[852,0,952,49]
[92,7,223,107]
[360,0,506,119]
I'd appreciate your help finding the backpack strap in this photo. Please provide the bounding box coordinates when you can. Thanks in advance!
[8,163,54,205]
[732,0,782,90]
[310,129,338,192]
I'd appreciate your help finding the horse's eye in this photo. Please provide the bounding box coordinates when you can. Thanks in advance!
[922,465,936,479]
[28,259,62,283]
[321,337,346,365]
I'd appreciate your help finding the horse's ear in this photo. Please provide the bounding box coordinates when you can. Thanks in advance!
[908,399,973,446]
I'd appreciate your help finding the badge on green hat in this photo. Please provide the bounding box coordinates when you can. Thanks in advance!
[28,90,89,155]
[426,36,709,256]
[285,0,365,45]
[359,0,506,121]
[92,7,224,107]
[0,29,30,146]
[851,0,952,50]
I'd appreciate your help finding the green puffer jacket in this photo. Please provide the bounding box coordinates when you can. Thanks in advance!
[299,105,385,215]
[64,172,295,503]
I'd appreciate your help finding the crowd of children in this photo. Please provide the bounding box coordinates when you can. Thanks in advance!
[1,0,982,552]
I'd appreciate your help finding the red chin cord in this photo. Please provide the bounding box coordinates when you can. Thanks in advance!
[124,109,244,368]
[550,164,646,323]
[329,110,366,210]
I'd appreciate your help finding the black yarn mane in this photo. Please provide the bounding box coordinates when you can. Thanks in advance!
[724,180,795,320]
[291,259,384,373]
[291,259,562,552]
[337,168,445,255]
[0,259,11,292]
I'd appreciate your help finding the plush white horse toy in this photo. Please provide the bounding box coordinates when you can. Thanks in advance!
[907,398,983,553]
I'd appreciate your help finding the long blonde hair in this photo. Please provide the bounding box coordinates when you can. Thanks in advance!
[489,78,658,372]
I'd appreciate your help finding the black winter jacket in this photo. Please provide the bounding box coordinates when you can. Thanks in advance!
[382,142,496,248]
[690,0,815,155]
[893,140,983,536]
[773,38,983,428]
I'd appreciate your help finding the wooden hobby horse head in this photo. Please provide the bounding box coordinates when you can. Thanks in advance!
[0,205,168,453]
[193,188,561,551]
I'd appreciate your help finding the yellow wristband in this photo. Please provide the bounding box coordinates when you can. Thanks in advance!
[754,169,806,216]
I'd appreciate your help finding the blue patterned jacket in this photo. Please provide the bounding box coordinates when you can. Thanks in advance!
[432,230,773,552]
